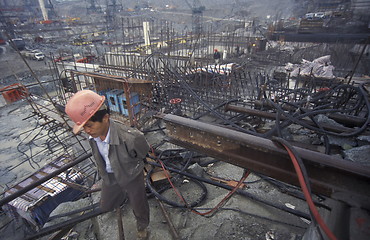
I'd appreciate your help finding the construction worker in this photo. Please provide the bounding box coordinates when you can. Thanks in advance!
[65,90,150,239]
[213,49,221,64]
[235,45,240,56]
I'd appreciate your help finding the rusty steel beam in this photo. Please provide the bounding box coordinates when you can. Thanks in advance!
[162,114,370,208]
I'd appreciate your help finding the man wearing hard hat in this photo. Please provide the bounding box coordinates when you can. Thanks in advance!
[65,90,150,239]
[213,49,221,64]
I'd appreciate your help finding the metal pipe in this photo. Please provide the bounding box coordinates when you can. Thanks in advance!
[47,226,74,240]
[157,199,180,240]
[25,208,106,240]
[38,0,49,20]
[117,207,125,240]
[47,203,100,221]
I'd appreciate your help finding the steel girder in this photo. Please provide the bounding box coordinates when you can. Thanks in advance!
[162,114,370,209]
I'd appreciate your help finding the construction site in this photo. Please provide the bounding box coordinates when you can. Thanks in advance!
[0,0,369,239]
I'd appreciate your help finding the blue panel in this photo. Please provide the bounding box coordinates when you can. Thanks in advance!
[97,89,110,106]
[106,89,124,113]
[118,92,140,116]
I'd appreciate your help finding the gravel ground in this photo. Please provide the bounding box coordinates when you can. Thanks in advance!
[41,160,309,240]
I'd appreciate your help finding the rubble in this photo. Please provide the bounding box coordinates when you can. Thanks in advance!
[344,145,370,166]
[286,55,335,78]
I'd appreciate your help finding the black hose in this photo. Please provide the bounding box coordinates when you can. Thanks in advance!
[267,84,370,138]
[146,160,311,220]
[146,167,208,208]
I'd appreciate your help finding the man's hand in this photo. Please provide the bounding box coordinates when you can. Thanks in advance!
[91,183,101,190]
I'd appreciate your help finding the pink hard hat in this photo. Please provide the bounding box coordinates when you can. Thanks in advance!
[65,90,106,134]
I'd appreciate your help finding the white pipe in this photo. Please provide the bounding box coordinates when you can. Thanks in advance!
[38,0,49,21]
[223,50,227,60]
[143,21,151,54]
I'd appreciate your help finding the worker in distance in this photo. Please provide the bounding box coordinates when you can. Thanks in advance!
[65,90,150,239]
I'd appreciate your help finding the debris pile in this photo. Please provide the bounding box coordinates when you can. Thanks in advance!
[285,55,335,78]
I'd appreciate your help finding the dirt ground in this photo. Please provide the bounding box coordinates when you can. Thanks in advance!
[0,46,50,84]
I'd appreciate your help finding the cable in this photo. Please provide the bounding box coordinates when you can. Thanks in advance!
[146,166,207,208]
[266,84,370,138]
[147,146,207,208]
[150,146,249,215]
[146,158,310,220]
[190,170,249,217]
[149,147,250,216]
[156,156,249,216]
[274,137,337,240]
[255,173,329,211]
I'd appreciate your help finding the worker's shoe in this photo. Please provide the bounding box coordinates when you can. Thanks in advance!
[137,228,149,240]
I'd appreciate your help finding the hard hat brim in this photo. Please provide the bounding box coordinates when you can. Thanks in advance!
[72,96,106,134]
[73,123,84,135]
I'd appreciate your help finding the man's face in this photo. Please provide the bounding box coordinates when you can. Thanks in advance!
[83,115,109,139]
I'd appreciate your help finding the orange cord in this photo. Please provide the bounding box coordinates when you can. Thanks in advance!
[191,171,249,216]
[150,138,336,239]
[281,143,337,240]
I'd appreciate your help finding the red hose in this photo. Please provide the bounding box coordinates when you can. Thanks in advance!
[282,144,337,240]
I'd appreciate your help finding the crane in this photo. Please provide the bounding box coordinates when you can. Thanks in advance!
[185,0,205,34]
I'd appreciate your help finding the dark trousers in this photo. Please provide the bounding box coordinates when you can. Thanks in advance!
[100,171,150,231]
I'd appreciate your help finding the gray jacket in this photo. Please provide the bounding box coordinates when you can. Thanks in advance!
[89,120,150,187]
